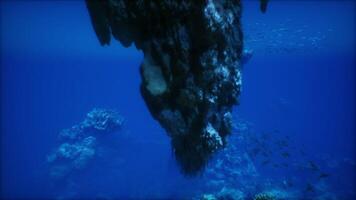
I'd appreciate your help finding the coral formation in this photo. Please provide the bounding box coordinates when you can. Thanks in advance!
[253,192,276,200]
[253,190,292,200]
[47,108,124,179]
[217,187,245,200]
[199,187,245,200]
[82,108,124,132]
[86,0,244,174]
[196,119,301,200]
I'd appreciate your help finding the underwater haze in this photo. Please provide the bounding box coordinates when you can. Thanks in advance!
[1,0,355,199]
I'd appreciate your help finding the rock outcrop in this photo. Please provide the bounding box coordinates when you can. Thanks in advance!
[85,0,244,174]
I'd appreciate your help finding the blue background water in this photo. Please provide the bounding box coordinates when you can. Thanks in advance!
[1,1,355,199]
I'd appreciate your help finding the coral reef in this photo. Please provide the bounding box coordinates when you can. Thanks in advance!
[199,187,245,200]
[82,108,124,132]
[47,108,124,179]
[194,118,303,200]
[217,187,245,200]
[253,189,292,200]
[85,0,244,174]
[254,193,275,200]
[201,120,258,193]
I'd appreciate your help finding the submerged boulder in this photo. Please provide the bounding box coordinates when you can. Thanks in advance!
[86,0,244,174]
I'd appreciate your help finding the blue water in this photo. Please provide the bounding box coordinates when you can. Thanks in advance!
[1,1,355,199]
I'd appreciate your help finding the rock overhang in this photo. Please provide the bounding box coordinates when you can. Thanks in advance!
[85,0,243,175]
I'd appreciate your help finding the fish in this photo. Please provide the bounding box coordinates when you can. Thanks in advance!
[308,161,320,171]
[275,138,289,149]
[300,149,306,156]
[281,151,290,158]
[305,183,315,193]
[261,132,271,140]
[318,172,330,179]
[283,179,294,188]
[250,147,261,157]
[273,129,280,133]
[261,159,270,165]
[261,150,271,157]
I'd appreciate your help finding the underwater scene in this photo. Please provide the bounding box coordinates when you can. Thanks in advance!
[1,0,355,199]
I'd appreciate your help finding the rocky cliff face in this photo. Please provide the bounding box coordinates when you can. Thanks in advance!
[86,0,243,174]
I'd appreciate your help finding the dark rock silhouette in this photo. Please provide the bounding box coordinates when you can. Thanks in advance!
[85,0,244,175]
[260,0,269,13]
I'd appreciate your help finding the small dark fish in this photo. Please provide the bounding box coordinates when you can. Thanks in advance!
[273,129,280,133]
[283,179,294,188]
[318,172,330,179]
[305,183,315,193]
[300,149,306,156]
[275,139,289,149]
[281,151,290,158]
[261,159,270,165]
[308,161,320,171]
[250,136,260,144]
[261,132,271,140]
[250,147,261,157]
[261,150,271,157]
